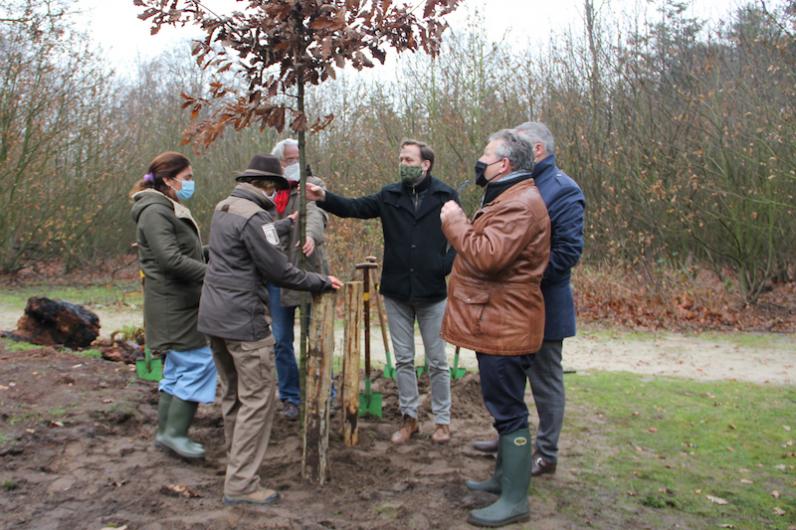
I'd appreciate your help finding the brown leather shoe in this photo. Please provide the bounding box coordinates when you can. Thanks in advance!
[223,487,281,506]
[390,415,418,444]
[531,452,557,476]
[431,424,451,444]
[471,436,499,453]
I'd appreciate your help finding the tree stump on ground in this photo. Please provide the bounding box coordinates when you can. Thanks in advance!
[6,297,99,348]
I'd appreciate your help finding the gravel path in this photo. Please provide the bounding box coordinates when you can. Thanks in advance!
[2,305,793,385]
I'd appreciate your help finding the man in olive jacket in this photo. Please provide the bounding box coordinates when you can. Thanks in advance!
[198,155,341,507]
[306,139,457,445]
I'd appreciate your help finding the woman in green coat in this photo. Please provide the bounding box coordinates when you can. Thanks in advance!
[130,151,216,460]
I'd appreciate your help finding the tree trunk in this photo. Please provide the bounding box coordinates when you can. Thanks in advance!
[297,77,310,422]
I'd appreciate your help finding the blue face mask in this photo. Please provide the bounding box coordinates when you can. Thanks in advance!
[175,180,195,201]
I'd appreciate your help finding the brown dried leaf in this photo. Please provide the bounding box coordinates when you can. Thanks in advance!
[160,484,201,498]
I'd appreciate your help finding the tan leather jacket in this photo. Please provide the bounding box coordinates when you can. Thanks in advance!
[441,179,551,355]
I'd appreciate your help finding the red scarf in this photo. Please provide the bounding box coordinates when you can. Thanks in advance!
[274,181,298,214]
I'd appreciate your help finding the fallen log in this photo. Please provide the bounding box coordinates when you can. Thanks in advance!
[4,297,100,349]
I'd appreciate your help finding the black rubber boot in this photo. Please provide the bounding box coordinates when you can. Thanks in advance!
[157,396,205,460]
[466,443,502,494]
[467,429,531,527]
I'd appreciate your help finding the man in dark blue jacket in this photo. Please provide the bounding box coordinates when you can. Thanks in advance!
[472,122,586,478]
[306,139,458,445]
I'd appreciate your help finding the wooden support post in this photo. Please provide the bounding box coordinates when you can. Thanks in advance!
[301,291,336,484]
[341,281,362,447]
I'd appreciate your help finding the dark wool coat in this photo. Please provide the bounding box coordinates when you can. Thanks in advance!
[131,190,207,352]
[318,175,458,304]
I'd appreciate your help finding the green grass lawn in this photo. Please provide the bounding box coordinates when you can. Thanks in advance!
[551,372,796,529]
[0,281,142,309]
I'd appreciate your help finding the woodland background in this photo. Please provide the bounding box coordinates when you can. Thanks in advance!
[0,0,794,326]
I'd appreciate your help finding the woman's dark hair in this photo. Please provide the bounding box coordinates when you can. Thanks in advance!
[129,151,191,197]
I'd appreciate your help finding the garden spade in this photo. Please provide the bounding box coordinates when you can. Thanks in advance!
[135,268,162,381]
[356,259,382,417]
[367,259,396,380]
[136,346,162,381]
[450,346,467,380]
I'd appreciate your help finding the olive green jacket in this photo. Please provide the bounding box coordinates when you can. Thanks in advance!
[276,176,330,307]
[131,190,207,352]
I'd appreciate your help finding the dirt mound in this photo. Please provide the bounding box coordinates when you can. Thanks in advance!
[0,345,502,529]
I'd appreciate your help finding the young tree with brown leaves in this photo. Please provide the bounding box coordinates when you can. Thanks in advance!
[133,0,461,476]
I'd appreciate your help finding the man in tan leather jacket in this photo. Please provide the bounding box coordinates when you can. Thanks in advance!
[440,129,550,528]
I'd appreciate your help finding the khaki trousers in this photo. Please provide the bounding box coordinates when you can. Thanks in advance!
[210,335,277,496]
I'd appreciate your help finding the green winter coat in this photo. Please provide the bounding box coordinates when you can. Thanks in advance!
[276,176,330,307]
[131,189,207,352]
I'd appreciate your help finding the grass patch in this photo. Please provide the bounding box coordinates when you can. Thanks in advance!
[75,348,102,359]
[579,325,663,342]
[0,432,7,446]
[696,331,796,351]
[2,480,18,491]
[7,412,39,426]
[0,281,142,309]
[0,338,41,352]
[559,372,796,529]
[47,407,67,418]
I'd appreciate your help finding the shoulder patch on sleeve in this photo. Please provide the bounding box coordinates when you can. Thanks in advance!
[261,223,279,245]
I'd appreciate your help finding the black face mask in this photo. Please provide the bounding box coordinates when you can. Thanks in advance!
[474,159,503,188]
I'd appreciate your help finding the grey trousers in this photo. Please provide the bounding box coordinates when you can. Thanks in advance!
[525,340,565,463]
[383,296,451,424]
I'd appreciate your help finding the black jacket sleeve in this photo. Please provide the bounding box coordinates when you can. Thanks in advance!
[318,189,382,219]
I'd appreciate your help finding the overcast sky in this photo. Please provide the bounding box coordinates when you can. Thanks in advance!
[75,0,752,78]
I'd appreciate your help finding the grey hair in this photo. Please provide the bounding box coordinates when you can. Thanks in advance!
[488,129,534,171]
[514,121,555,156]
[271,138,299,161]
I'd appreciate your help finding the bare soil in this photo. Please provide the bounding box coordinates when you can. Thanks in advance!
[0,344,572,530]
[1,334,793,529]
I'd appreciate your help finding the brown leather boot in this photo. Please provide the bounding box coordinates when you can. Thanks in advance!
[431,424,451,444]
[390,415,418,444]
[531,452,557,476]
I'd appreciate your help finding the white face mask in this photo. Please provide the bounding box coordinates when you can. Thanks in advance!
[284,163,300,183]
[263,189,276,201]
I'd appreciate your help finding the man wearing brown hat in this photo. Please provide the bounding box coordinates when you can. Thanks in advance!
[198,155,342,507]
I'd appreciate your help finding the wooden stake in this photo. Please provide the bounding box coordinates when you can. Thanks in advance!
[301,291,335,484]
[341,281,362,447]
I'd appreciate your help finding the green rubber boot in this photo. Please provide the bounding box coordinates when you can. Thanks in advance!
[155,392,203,452]
[466,443,502,494]
[157,396,205,459]
[155,391,172,440]
[467,429,531,528]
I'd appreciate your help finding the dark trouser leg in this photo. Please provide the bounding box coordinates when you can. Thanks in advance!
[267,284,300,406]
[476,353,532,435]
[525,340,564,463]
[468,353,533,527]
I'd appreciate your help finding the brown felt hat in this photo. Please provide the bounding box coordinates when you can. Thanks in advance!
[235,155,288,189]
